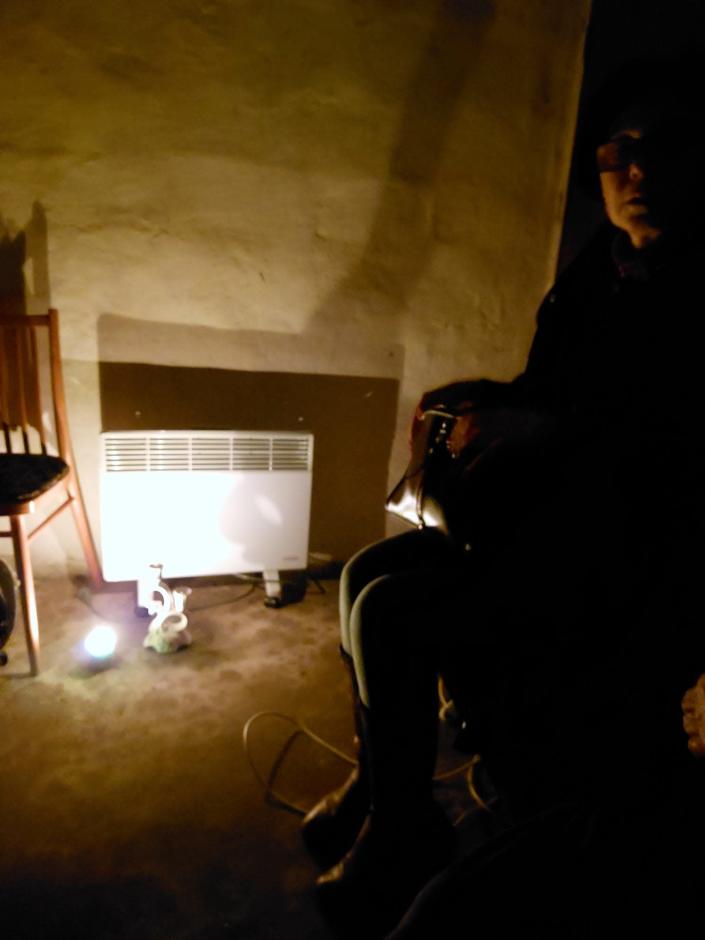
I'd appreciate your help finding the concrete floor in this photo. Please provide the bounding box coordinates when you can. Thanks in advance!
[0,572,482,939]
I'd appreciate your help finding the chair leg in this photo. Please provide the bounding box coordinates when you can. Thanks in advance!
[66,470,103,590]
[10,515,40,676]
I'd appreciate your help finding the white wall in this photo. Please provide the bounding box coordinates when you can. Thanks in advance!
[0,0,590,572]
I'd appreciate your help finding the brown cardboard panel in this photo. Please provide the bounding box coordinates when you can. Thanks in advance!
[99,362,399,563]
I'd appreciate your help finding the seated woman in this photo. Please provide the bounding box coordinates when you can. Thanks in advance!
[302,54,705,937]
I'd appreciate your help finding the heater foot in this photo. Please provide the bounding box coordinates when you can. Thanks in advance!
[262,571,307,608]
[262,569,282,607]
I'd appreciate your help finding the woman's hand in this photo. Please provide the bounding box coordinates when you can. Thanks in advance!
[412,381,479,451]
[682,674,705,758]
[416,381,478,418]
[413,381,553,457]
[446,408,550,458]
[411,397,476,453]
[446,412,482,457]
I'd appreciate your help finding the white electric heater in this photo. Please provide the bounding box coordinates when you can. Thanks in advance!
[100,430,313,601]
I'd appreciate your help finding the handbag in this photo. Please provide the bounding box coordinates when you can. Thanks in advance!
[385,405,546,548]
[384,407,459,535]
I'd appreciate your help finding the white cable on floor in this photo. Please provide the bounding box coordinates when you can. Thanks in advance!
[242,709,491,820]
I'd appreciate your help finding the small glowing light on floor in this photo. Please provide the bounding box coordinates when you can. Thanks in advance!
[83,624,118,660]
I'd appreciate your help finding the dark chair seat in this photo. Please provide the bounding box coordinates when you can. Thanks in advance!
[1,310,102,675]
[0,454,69,503]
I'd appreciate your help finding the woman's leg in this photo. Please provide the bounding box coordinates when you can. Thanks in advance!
[339,527,458,656]
[303,528,460,869]
[317,566,462,934]
[301,641,371,867]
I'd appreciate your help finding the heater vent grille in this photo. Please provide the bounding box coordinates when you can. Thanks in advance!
[103,437,148,472]
[272,436,312,470]
[149,437,190,471]
[231,437,272,471]
[192,436,231,471]
[103,431,313,473]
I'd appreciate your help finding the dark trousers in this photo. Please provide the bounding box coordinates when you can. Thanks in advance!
[337,480,695,815]
[339,528,465,707]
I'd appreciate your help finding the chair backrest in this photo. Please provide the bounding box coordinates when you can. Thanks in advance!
[0,309,71,460]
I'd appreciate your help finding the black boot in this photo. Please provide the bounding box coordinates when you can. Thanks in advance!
[316,677,457,936]
[301,649,370,868]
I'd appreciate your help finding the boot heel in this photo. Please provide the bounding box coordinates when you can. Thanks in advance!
[302,648,371,867]
[301,766,369,868]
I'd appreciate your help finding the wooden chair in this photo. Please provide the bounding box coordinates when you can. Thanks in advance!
[0,308,102,675]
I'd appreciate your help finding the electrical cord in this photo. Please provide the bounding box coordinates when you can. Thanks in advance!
[75,580,258,617]
[242,711,356,816]
[437,676,494,811]
[242,708,492,822]
[75,573,328,617]
[234,572,327,597]
[438,674,459,724]
[186,583,257,611]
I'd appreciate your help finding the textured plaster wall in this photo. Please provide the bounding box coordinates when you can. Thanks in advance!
[0,0,589,572]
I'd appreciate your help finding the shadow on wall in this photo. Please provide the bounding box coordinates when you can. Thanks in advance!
[98,1,497,561]
[1,203,52,443]
[0,202,50,318]
[2,2,497,563]
[305,0,496,341]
